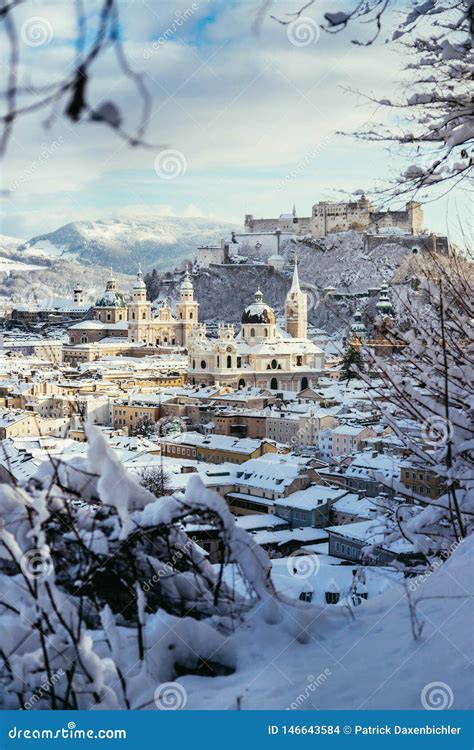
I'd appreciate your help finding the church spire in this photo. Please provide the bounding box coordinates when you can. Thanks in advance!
[289,254,301,294]
[285,253,307,339]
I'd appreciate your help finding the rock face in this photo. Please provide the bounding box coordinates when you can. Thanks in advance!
[147,232,438,333]
[17,216,241,273]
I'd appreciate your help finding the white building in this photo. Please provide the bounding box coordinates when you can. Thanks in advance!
[187,260,325,391]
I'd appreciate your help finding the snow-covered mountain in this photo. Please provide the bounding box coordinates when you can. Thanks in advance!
[18,217,241,273]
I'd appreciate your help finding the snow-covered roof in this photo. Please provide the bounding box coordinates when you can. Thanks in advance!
[68,320,128,331]
[277,485,348,511]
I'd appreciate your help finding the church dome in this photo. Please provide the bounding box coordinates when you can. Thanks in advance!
[133,266,146,291]
[241,288,276,325]
[180,271,193,292]
[95,274,126,308]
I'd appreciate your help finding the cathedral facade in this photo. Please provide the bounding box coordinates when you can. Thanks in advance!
[128,269,198,348]
[68,270,198,349]
[187,261,325,391]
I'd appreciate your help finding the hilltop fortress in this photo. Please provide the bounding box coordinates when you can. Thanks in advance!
[245,196,424,238]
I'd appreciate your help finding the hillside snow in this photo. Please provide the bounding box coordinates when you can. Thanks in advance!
[18,217,240,273]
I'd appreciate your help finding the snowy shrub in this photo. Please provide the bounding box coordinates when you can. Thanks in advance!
[0,426,294,710]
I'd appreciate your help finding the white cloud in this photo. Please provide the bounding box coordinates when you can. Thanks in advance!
[0,0,465,238]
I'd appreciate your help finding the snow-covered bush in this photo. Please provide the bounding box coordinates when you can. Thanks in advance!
[0,426,295,710]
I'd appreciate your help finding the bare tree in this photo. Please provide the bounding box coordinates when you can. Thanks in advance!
[0,0,155,158]
[264,0,473,197]
[357,247,473,554]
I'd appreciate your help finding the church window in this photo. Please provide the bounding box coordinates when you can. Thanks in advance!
[201,360,207,369]
[190,312,193,319]
[172,338,175,345]
[238,379,246,389]
[192,360,195,368]
[227,355,232,368]
[180,312,183,319]
[107,313,111,321]
[237,357,241,368]
[270,377,278,390]
[296,355,303,366]
[264,328,268,337]
[250,327,255,337]
[301,376,309,390]
[132,312,135,320]
[142,312,146,319]
[217,355,220,367]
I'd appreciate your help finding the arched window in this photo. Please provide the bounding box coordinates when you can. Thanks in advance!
[190,312,193,319]
[132,312,135,320]
[142,312,146,319]
[296,355,303,366]
[217,355,220,367]
[250,327,255,337]
[227,355,232,368]
[201,360,207,369]
[238,378,246,389]
[301,376,309,390]
[180,312,183,319]
[270,377,278,390]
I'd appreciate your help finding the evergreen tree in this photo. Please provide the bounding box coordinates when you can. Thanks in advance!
[341,342,365,381]
[132,414,156,438]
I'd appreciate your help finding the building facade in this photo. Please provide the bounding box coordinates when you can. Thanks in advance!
[187,260,325,391]
[245,198,424,238]
[128,269,198,348]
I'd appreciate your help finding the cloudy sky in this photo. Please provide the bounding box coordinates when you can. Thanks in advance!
[0,0,469,240]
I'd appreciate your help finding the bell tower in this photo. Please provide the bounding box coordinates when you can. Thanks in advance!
[128,266,152,344]
[175,270,199,347]
[285,255,307,339]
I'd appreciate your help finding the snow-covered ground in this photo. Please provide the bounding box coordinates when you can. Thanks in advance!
[0,255,47,273]
[180,539,472,710]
